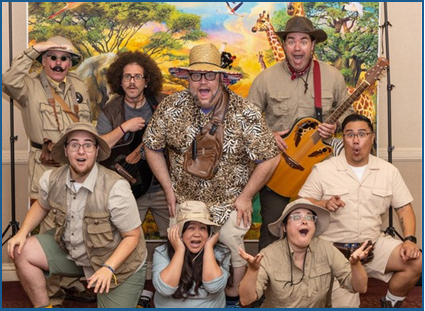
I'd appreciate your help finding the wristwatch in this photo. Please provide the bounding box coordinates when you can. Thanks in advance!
[404,235,417,243]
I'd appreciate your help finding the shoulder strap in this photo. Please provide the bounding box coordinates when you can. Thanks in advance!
[210,88,229,126]
[39,71,79,124]
[313,60,322,122]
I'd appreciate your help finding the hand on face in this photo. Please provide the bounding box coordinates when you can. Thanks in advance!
[168,225,185,252]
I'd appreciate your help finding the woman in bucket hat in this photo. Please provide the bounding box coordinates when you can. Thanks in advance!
[152,201,231,308]
[144,43,280,306]
[238,198,372,308]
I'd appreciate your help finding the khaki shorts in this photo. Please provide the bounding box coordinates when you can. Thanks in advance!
[36,228,147,307]
[364,233,402,282]
[218,210,249,268]
[331,233,403,308]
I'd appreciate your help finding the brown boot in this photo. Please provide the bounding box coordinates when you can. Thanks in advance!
[381,297,403,308]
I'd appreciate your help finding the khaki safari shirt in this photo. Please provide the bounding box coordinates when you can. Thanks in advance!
[247,60,351,132]
[2,46,91,198]
[144,88,279,225]
[298,150,413,243]
[256,237,354,308]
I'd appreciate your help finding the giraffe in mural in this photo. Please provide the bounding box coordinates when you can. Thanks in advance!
[348,87,376,122]
[257,51,267,70]
[287,2,305,17]
[251,11,285,62]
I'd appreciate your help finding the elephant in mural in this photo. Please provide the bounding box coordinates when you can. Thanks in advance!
[75,52,117,120]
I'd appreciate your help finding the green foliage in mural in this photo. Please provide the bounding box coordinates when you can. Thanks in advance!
[29,2,207,62]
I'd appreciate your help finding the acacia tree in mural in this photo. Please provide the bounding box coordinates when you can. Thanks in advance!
[28,2,206,62]
[271,2,379,87]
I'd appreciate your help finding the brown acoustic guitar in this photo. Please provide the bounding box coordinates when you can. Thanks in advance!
[267,57,389,198]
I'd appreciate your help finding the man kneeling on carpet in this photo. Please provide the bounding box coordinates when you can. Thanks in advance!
[238,198,372,308]
[7,122,148,308]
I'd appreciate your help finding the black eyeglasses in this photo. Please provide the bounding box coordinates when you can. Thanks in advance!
[189,72,217,82]
[122,74,145,82]
[343,132,373,140]
[45,54,71,62]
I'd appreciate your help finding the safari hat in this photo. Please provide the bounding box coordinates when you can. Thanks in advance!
[170,201,220,236]
[268,198,330,238]
[51,122,110,164]
[37,36,83,67]
[168,43,242,85]
[276,16,327,44]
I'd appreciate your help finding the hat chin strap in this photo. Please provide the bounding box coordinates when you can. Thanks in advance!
[191,247,204,262]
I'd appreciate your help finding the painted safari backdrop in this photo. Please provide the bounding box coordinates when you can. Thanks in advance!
[29,2,379,240]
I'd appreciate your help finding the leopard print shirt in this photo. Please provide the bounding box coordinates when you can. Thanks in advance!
[144,88,279,225]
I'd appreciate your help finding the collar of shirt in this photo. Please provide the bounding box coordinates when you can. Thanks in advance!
[66,163,98,194]
[46,75,67,89]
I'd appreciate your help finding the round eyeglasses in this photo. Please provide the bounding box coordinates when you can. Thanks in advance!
[122,74,145,82]
[45,54,71,62]
[189,72,217,82]
[66,142,97,153]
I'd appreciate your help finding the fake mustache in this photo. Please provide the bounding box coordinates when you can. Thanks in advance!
[51,66,65,72]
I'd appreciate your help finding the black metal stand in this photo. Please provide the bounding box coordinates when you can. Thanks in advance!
[380,3,403,241]
[2,2,20,246]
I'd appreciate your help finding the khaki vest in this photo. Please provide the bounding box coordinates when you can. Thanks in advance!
[48,165,147,288]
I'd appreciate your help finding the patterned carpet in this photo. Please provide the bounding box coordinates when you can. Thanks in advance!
[1,278,422,308]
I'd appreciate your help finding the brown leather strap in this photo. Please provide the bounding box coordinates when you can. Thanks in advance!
[51,87,79,123]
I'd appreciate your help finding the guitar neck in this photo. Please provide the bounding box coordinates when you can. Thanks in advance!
[324,80,370,125]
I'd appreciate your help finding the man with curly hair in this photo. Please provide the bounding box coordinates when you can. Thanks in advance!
[96,51,170,240]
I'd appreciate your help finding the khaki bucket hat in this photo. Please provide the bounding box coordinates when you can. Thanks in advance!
[276,16,327,43]
[37,36,83,67]
[51,122,111,164]
[268,198,330,238]
[170,201,220,236]
[168,43,242,85]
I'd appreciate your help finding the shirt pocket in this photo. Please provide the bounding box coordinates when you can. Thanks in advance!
[77,103,91,122]
[308,261,332,298]
[269,90,291,117]
[370,188,392,214]
[39,102,63,131]
[85,217,114,250]
[51,208,66,227]
[273,272,295,300]
[323,188,349,200]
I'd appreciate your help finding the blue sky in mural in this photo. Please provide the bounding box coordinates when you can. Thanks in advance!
[167,2,287,31]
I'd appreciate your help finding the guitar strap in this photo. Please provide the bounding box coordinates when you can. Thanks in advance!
[313,60,322,122]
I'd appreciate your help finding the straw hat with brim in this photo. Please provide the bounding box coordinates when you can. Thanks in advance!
[268,198,330,239]
[169,201,221,236]
[36,36,83,68]
[168,43,243,86]
[276,16,327,44]
[51,122,111,164]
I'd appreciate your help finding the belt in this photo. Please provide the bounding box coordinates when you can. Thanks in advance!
[30,141,43,149]
[333,241,374,264]
[333,242,363,249]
